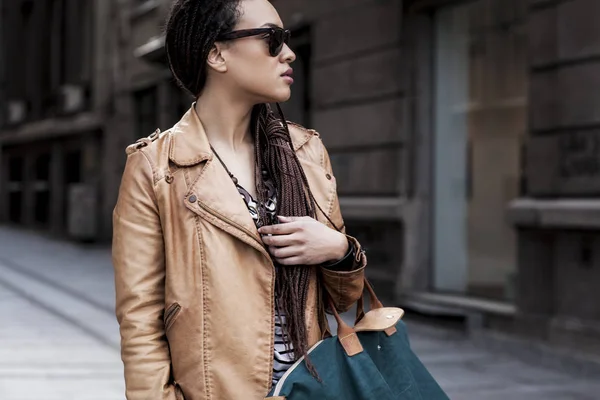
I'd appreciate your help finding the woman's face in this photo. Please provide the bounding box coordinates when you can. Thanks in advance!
[217,0,296,104]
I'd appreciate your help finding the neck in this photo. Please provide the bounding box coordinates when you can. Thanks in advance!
[194,85,255,151]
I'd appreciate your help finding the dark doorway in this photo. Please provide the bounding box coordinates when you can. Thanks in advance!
[63,149,82,228]
[8,156,24,224]
[33,153,51,226]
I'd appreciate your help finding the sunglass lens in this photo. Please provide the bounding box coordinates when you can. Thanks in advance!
[269,29,284,56]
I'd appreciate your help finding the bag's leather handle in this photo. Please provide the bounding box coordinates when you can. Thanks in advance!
[328,295,364,356]
[355,279,383,325]
[328,277,383,332]
[327,277,398,356]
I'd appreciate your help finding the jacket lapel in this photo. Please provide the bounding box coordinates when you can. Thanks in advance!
[169,105,268,257]
[185,158,266,252]
[168,104,336,257]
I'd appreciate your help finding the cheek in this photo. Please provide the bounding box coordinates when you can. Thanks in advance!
[241,61,277,86]
[230,56,286,98]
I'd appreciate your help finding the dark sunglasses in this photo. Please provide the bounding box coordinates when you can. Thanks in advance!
[216,27,291,57]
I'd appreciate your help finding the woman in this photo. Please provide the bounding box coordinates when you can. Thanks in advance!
[112,0,367,399]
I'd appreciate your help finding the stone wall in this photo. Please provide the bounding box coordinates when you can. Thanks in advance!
[511,0,600,351]
[274,0,406,298]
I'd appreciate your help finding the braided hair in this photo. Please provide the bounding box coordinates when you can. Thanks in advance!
[165,1,339,362]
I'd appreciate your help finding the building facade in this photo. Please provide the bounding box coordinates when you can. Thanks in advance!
[276,0,600,356]
[1,0,95,238]
[2,0,600,354]
[403,0,600,356]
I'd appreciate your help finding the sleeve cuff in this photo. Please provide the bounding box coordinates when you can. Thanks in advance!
[322,240,356,271]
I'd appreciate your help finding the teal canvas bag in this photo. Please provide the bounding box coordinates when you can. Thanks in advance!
[266,280,450,400]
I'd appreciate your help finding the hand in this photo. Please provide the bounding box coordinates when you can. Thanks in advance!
[258,216,349,266]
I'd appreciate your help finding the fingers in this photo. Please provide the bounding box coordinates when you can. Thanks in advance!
[258,217,310,235]
[259,216,320,266]
[276,256,304,266]
[278,216,311,223]
[258,223,293,235]
[261,233,300,247]
[269,245,300,260]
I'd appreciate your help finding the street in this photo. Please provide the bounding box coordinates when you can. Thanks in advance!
[1,226,599,400]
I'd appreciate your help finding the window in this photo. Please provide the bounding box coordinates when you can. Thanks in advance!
[432,0,528,301]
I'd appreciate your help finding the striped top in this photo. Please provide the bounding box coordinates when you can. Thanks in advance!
[230,171,296,387]
[272,311,296,385]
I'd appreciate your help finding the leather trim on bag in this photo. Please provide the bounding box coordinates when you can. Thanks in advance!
[339,332,364,356]
[353,307,404,333]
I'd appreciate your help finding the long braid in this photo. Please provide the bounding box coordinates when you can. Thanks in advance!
[253,104,319,362]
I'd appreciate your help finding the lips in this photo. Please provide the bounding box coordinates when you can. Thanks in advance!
[281,68,294,78]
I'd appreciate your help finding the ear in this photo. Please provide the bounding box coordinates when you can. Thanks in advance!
[206,43,228,73]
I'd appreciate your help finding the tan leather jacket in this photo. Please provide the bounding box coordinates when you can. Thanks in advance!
[112,105,367,400]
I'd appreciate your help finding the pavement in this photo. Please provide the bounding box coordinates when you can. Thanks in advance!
[1,226,600,400]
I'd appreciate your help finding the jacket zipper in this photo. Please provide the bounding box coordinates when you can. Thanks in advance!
[195,198,277,390]
[164,303,181,331]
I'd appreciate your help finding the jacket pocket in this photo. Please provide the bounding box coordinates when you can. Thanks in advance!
[164,302,182,332]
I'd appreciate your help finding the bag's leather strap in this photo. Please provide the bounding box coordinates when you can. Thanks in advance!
[327,278,403,356]
[355,278,382,324]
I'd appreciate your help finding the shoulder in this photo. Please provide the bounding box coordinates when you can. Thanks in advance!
[286,121,327,167]
[125,128,171,156]
[287,121,319,144]
[125,127,173,168]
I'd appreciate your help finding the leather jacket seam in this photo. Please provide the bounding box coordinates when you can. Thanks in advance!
[133,150,161,210]
[185,166,212,398]
[321,264,366,277]
[319,137,326,169]
[137,148,159,184]
[337,270,344,311]
[203,272,212,398]
[201,228,212,399]
[185,157,212,198]
[327,182,337,227]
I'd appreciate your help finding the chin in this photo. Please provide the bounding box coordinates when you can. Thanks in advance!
[266,88,292,103]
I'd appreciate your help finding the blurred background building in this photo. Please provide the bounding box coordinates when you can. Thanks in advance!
[1,0,600,358]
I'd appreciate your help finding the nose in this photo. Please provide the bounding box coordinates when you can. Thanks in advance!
[280,43,296,64]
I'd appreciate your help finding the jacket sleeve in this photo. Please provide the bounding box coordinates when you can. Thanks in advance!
[112,150,182,400]
[319,141,367,313]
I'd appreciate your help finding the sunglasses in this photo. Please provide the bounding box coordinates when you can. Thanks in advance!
[216,27,291,57]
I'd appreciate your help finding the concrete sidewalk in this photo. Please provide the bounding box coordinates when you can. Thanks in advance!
[1,226,600,399]
[0,228,123,400]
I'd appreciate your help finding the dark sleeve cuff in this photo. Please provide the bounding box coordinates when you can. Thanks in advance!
[322,240,356,272]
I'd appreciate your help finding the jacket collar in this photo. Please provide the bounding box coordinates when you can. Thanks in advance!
[168,104,213,167]
[169,103,313,167]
